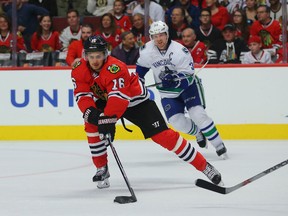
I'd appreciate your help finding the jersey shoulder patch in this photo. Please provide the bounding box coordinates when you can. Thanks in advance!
[107,64,120,74]
[140,44,146,51]
[72,60,81,69]
[182,47,189,55]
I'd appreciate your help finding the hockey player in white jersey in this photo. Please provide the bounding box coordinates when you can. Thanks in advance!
[136,21,228,159]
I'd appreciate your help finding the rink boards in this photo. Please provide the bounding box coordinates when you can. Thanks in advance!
[0,65,288,140]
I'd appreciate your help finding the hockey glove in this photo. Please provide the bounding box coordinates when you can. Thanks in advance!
[83,106,102,126]
[98,115,117,141]
[95,99,107,112]
[162,73,190,89]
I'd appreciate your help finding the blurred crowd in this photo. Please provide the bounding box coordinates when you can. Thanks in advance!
[0,0,287,67]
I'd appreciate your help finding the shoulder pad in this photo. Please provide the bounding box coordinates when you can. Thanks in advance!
[107,64,121,74]
[72,60,81,69]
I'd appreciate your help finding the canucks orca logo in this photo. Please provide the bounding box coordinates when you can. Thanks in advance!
[159,66,176,80]
[108,64,120,74]
[182,47,189,54]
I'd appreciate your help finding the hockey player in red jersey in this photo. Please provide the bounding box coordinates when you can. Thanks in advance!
[71,35,223,189]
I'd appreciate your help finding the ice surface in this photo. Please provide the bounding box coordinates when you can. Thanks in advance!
[0,140,287,216]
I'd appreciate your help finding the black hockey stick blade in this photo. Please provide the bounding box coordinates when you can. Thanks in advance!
[114,195,137,204]
[195,159,288,194]
[195,179,227,194]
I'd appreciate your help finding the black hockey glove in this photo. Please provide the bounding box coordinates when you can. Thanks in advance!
[98,115,117,141]
[83,106,102,126]
[162,73,179,88]
[162,73,190,89]
[95,99,107,112]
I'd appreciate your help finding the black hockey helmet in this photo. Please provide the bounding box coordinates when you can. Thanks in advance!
[84,35,108,54]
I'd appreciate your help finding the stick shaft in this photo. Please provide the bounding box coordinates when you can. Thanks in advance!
[196,159,288,194]
[108,138,137,199]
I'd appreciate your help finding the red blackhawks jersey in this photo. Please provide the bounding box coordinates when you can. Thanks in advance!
[71,56,149,118]
[250,20,282,49]
[31,31,62,52]
[0,31,26,52]
[114,15,132,32]
[95,30,122,52]
[186,40,208,64]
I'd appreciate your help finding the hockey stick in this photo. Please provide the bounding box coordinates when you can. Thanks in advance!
[195,159,288,194]
[107,137,137,204]
[146,59,209,88]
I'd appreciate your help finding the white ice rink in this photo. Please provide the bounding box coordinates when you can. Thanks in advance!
[0,140,287,216]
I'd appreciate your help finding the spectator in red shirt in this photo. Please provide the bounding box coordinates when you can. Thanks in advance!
[181,27,208,64]
[0,14,26,53]
[112,0,132,33]
[205,0,230,30]
[95,13,122,53]
[131,13,146,47]
[31,15,62,52]
[250,5,282,49]
[66,24,93,66]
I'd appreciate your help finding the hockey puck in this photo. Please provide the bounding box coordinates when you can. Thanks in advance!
[114,195,137,204]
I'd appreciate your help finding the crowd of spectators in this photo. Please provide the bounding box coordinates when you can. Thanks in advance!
[0,0,287,67]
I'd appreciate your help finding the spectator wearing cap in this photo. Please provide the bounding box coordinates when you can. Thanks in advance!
[242,35,273,64]
[111,31,139,65]
[207,24,249,64]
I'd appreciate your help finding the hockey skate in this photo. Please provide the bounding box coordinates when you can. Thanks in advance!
[93,165,110,189]
[216,144,228,160]
[202,162,223,185]
[195,132,207,148]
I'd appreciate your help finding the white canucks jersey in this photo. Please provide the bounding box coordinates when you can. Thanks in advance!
[137,40,195,98]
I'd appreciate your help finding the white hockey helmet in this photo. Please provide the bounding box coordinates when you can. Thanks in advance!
[149,21,169,40]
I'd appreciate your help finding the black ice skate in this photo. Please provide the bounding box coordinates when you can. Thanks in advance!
[202,162,223,185]
[216,144,228,160]
[93,164,110,189]
[195,132,207,148]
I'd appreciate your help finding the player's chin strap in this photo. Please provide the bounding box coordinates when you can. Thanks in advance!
[120,117,133,133]
[146,58,209,88]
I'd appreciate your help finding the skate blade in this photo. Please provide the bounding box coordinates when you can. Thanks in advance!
[97,179,110,189]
